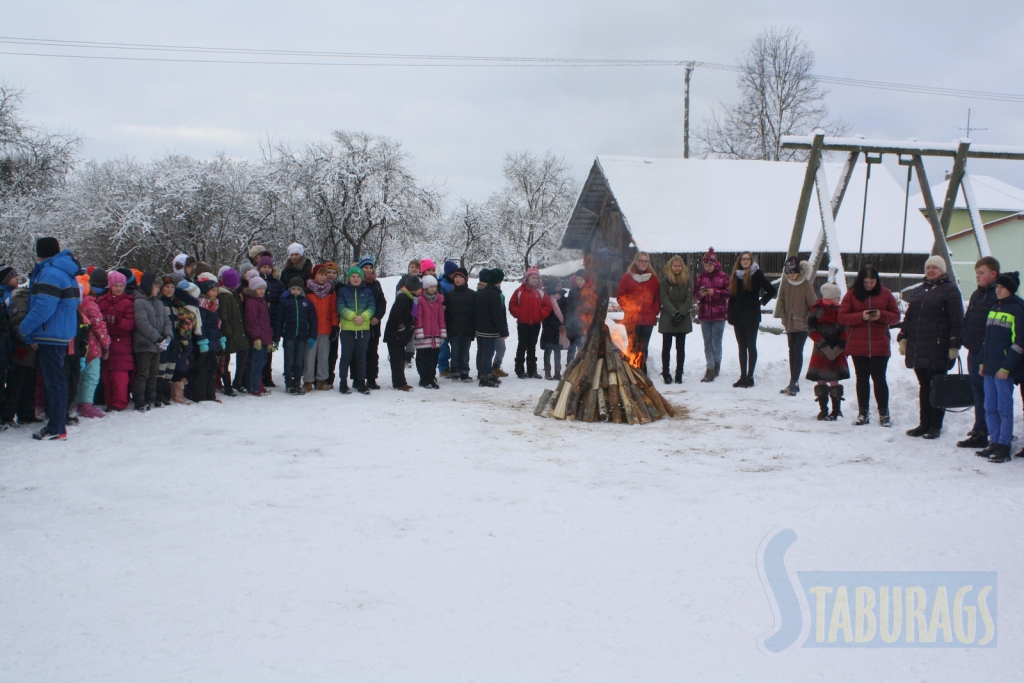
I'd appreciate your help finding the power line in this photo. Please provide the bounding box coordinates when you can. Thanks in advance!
[1,35,1022,103]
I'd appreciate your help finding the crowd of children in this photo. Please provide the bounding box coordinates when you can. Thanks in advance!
[1,237,1023,464]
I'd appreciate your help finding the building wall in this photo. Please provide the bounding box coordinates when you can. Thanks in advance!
[949,219,1024,288]
[921,208,1016,236]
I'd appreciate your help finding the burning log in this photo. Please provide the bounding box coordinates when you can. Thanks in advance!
[538,286,675,425]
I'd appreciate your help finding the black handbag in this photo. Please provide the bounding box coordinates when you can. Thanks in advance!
[929,358,975,410]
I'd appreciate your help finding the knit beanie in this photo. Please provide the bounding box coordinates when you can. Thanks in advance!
[996,271,1020,294]
[358,254,376,269]
[420,258,436,272]
[443,260,458,276]
[106,270,127,287]
[257,255,274,269]
[310,264,324,280]
[220,268,240,290]
[76,273,90,297]
[478,268,490,282]
[248,276,267,291]
[346,265,363,281]
[925,255,947,274]
[198,280,219,294]
[453,266,469,279]
[0,265,17,286]
[288,277,305,289]
[487,268,505,285]
[287,243,305,257]
[139,272,158,295]
[820,282,841,300]
[35,237,60,259]
[177,280,201,300]
[783,257,799,275]
[116,267,136,288]
[702,247,718,265]
[196,272,218,284]
[244,269,260,283]
[421,275,438,290]
[405,275,423,292]
[248,245,267,260]
[524,266,540,282]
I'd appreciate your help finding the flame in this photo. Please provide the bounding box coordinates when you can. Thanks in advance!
[613,294,647,369]
[576,280,599,332]
[608,319,645,368]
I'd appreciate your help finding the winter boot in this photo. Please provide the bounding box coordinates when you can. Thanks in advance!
[814,385,830,420]
[295,380,306,395]
[662,371,673,385]
[854,411,869,426]
[675,369,683,384]
[221,369,235,397]
[975,444,996,458]
[303,382,314,394]
[828,385,844,420]
[133,393,151,412]
[355,380,371,395]
[957,430,989,449]
[701,368,715,383]
[77,403,106,419]
[906,425,929,437]
[171,381,192,405]
[440,369,451,378]
[516,370,527,379]
[367,379,380,390]
[878,414,892,428]
[988,444,1012,463]
[492,365,508,378]
[317,381,331,391]
[339,381,352,395]
[714,362,721,377]
[732,376,748,388]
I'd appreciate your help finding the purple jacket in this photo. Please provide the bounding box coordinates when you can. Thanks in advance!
[694,265,730,322]
[242,289,274,346]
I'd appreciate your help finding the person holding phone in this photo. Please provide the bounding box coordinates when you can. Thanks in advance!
[839,264,901,426]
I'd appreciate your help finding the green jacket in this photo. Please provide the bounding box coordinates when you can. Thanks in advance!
[659,276,694,334]
[217,288,249,354]
[337,283,376,332]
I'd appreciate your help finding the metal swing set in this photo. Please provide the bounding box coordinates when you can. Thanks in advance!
[781,129,1024,297]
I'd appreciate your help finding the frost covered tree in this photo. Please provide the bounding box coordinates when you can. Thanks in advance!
[492,151,578,273]
[0,84,81,268]
[434,199,499,271]
[696,27,848,162]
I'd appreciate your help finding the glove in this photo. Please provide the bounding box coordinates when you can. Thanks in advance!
[307,338,316,350]
[102,348,110,360]
[671,312,686,326]
[198,339,209,353]
[220,336,227,349]
[898,339,907,356]
[157,337,170,351]
[949,348,959,360]
[79,357,86,371]
[821,346,841,361]
[270,342,279,353]
[253,339,262,351]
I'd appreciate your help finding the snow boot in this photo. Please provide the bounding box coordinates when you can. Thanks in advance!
[906,425,929,437]
[714,362,721,378]
[815,385,830,420]
[675,369,683,384]
[355,380,371,395]
[515,370,527,379]
[440,369,451,378]
[988,444,1012,463]
[492,366,508,378]
[77,403,106,419]
[133,393,151,412]
[879,414,892,428]
[317,381,331,391]
[921,427,942,440]
[975,444,996,458]
[171,381,192,405]
[957,430,989,449]
[732,376,748,388]
[701,368,715,383]
[367,379,380,390]
[828,385,844,420]
[339,381,352,395]
[854,411,869,426]
[662,371,672,385]
[303,382,314,394]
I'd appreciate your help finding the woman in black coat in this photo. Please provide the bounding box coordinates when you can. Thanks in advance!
[727,251,777,388]
[897,256,964,439]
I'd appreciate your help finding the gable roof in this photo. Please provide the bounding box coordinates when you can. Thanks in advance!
[563,156,935,254]
[911,175,1024,213]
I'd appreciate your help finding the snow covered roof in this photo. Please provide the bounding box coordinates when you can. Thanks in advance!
[911,175,1024,213]
[564,156,935,254]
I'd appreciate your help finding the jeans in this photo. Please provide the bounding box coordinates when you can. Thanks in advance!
[304,334,331,383]
[449,335,473,378]
[438,338,451,373]
[733,319,759,378]
[388,341,409,387]
[247,346,267,393]
[494,337,506,367]
[77,357,101,404]
[661,333,686,377]
[786,332,808,387]
[543,345,563,376]
[283,338,307,385]
[984,374,1014,445]
[339,330,369,384]
[701,320,725,370]
[476,337,497,377]
[38,344,67,436]
[416,347,440,385]
[354,325,382,382]
[968,351,987,433]
[852,356,889,415]
[914,367,947,431]
[515,323,541,375]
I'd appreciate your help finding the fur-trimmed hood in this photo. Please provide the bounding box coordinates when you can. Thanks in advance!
[785,260,815,286]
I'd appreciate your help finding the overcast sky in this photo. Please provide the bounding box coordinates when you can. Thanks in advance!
[3,0,1023,207]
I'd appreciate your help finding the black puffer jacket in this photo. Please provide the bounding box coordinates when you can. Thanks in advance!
[961,283,997,354]
[384,289,416,346]
[444,283,476,338]
[727,266,777,327]
[474,285,508,338]
[897,273,964,370]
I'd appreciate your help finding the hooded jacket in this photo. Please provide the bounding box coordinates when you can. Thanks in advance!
[384,288,417,346]
[694,264,730,323]
[133,292,172,354]
[980,294,1024,380]
[773,261,817,333]
[617,267,661,327]
[243,288,274,346]
[97,290,136,372]
[444,282,476,338]
[337,282,376,333]
[897,273,964,370]
[217,288,249,354]
[806,299,850,382]
[19,250,82,345]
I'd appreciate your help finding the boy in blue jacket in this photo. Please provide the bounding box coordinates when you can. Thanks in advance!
[274,278,318,395]
[977,271,1024,463]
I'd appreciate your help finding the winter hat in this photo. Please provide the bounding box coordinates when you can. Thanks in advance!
[783,256,800,275]
[443,260,458,276]
[131,268,144,286]
[404,275,423,292]
[421,275,438,290]
[478,268,490,282]
[196,271,218,284]
[139,272,158,295]
[244,269,260,283]
[523,266,541,282]
[198,279,219,294]
[0,265,17,286]
[88,267,108,290]
[420,258,436,272]
[286,243,305,257]
[346,265,364,281]
[820,282,841,300]
[248,245,267,260]
[35,237,60,259]
[257,255,274,269]
[288,277,305,290]
[702,247,719,265]
[358,254,376,269]
[75,273,90,296]
[996,271,1020,294]
[453,266,469,280]
[115,267,137,288]
[167,273,185,285]
[925,255,947,274]
[487,268,505,285]
[218,265,231,277]
[177,280,201,300]
[196,262,215,277]
[220,268,240,289]
[161,275,177,288]
[248,276,267,291]
[106,270,127,287]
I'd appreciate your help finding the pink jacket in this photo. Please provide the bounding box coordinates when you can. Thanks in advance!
[694,265,731,322]
[80,296,110,362]
[97,291,135,372]
[414,293,446,349]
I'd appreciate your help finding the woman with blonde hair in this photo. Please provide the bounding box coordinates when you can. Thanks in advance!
[659,255,693,384]
[727,251,777,388]
[616,251,661,375]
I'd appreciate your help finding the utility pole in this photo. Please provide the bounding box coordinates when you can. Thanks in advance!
[683,62,694,158]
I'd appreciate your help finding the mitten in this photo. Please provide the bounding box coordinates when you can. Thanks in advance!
[307,338,316,350]
[253,339,262,351]
[220,336,227,349]
[197,338,209,353]
[898,339,907,356]
[79,357,86,371]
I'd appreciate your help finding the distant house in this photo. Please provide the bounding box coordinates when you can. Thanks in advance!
[561,156,934,293]
[913,175,1024,285]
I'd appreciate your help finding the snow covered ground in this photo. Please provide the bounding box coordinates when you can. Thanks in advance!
[2,277,1022,682]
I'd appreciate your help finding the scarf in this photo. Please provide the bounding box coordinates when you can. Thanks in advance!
[363,270,377,284]
[548,293,564,324]
[735,263,760,280]
[306,279,333,299]
[199,296,219,313]
[630,270,653,283]
[423,291,439,303]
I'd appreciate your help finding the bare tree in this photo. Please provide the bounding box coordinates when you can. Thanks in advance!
[696,27,848,161]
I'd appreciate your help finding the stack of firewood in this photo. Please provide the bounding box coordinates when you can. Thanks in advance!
[534,288,677,424]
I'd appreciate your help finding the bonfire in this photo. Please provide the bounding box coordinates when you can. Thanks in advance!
[534,286,676,424]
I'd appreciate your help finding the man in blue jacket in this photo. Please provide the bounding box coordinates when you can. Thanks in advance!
[18,237,82,440]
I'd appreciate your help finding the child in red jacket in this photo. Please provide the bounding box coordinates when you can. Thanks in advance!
[96,270,135,411]
[509,267,552,379]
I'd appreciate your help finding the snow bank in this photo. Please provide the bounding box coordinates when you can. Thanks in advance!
[2,276,1021,681]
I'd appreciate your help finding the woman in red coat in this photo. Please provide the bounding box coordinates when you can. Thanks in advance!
[617,252,661,375]
[509,267,552,378]
[96,270,136,410]
[837,264,901,426]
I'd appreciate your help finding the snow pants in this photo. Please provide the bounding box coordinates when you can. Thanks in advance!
[515,323,541,375]
[102,363,131,411]
[78,357,101,405]
[339,330,368,385]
